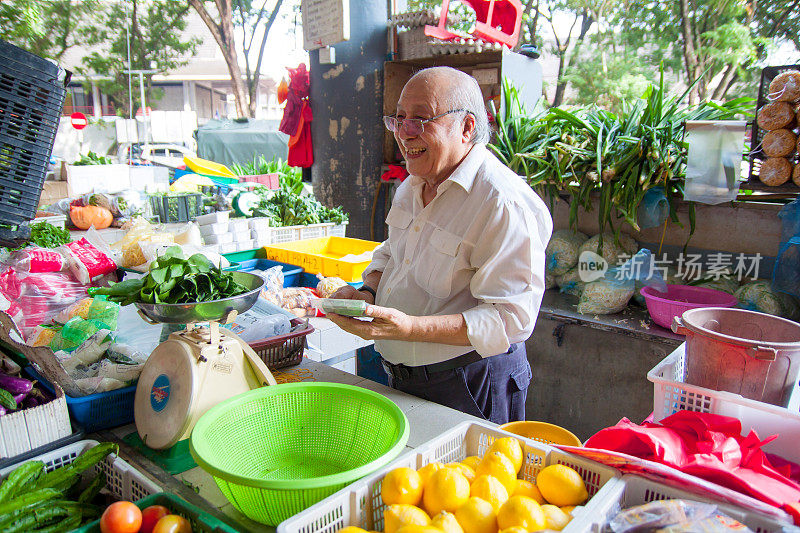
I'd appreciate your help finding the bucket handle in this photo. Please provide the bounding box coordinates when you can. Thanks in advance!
[746,346,777,361]
[671,316,688,335]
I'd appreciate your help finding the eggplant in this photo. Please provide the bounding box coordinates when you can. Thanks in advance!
[0,372,33,395]
[13,392,26,404]
[22,395,41,408]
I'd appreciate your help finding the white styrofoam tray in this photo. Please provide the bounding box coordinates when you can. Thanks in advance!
[195,210,231,226]
[199,222,230,237]
[204,232,234,245]
[648,344,800,464]
[277,421,622,533]
[0,439,161,503]
[586,475,797,533]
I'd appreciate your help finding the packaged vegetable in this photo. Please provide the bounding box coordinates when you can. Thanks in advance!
[280,287,320,317]
[556,266,585,297]
[27,325,59,347]
[578,232,638,266]
[578,249,666,315]
[59,238,117,284]
[87,298,120,330]
[7,247,66,273]
[735,279,800,320]
[546,229,588,276]
[55,298,94,323]
[545,272,556,290]
[316,275,348,298]
[608,499,718,532]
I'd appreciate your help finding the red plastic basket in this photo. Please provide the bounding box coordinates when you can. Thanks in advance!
[640,284,738,329]
[249,317,314,370]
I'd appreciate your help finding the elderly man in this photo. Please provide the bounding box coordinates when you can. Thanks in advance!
[328,66,552,424]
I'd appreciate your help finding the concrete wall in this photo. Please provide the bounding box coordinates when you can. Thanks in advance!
[52,118,118,163]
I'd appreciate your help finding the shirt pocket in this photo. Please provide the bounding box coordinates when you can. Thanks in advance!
[385,207,412,258]
[415,227,462,299]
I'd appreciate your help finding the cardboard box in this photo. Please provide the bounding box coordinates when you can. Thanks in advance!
[37,181,73,208]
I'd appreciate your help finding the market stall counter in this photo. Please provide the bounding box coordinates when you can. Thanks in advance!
[94,357,489,533]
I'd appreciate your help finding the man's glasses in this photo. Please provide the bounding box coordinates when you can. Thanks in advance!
[383,109,470,136]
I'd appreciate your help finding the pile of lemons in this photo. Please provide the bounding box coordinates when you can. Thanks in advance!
[340,437,589,533]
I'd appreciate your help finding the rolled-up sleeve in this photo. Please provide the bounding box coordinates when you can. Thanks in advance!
[362,240,391,280]
[462,202,547,356]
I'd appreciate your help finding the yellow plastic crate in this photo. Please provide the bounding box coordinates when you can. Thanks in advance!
[262,236,379,282]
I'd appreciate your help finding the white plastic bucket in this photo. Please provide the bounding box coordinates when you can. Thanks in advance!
[672,307,800,407]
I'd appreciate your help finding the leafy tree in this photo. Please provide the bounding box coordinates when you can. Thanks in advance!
[0,0,99,60]
[190,0,292,118]
[80,0,199,116]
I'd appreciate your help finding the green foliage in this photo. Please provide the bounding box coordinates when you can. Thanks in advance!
[0,0,98,60]
[73,151,113,166]
[79,0,199,116]
[230,156,303,194]
[253,189,349,226]
[489,75,754,243]
[90,246,247,305]
[27,223,71,249]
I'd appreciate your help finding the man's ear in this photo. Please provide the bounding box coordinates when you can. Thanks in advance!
[461,112,476,142]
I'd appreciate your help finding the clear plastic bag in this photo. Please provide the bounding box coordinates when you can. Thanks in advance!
[608,499,719,532]
[6,247,67,273]
[773,199,800,300]
[683,120,747,205]
[578,249,667,315]
[546,229,589,276]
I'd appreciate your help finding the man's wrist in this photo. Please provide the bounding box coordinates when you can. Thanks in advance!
[358,285,377,302]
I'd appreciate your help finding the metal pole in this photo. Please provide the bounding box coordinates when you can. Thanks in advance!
[139,72,148,144]
[126,3,133,120]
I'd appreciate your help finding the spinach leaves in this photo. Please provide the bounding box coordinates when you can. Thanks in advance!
[90,246,247,305]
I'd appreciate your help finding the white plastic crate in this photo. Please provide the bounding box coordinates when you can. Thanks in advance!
[648,344,800,463]
[585,475,795,533]
[300,223,333,240]
[0,439,161,502]
[277,421,622,533]
[327,223,348,237]
[270,225,303,244]
[31,213,67,229]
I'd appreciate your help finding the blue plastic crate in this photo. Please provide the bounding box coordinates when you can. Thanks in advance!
[297,271,363,290]
[235,258,303,287]
[25,367,136,433]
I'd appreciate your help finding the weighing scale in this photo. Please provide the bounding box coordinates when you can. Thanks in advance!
[124,271,277,473]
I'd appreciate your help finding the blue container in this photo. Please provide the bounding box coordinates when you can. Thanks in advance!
[235,258,303,288]
[297,272,363,290]
[25,367,136,433]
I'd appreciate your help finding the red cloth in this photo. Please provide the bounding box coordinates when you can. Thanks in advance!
[280,63,312,168]
[287,102,312,168]
[583,411,800,518]
[381,164,408,182]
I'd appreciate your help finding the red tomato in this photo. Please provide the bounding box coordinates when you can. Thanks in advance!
[140,505,171,533]
[99,501,143,533]
[153,514,193,533]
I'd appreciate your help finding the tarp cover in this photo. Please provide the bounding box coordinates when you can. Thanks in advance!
[195,119,289,168]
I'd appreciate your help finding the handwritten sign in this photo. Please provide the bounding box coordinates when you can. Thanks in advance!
[301,0,350,51]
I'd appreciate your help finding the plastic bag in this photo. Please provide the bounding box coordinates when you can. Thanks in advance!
[578,249,666,315]
[545,272,556,290]
[556,266,585,297]
[7,247,66,273]
[578,232,638,267]
[316,275,348,298]
[683,120,747,205]
[280,287,320,317]
[735,280,800,320]
[773,199,800,300]
[546,229,588,276]
[637,187,669,229]
[59,238,117,284]
[608,499,720,532]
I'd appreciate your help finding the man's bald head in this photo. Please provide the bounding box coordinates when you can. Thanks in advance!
[405,67,491,144]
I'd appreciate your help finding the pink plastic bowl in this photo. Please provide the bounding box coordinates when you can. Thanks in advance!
[640,284,738,329]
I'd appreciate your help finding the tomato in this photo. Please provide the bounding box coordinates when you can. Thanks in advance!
[99,501,143,533]
[140,505,171,533]
[153,514,193,533]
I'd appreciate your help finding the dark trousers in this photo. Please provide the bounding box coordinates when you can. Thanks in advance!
[382,343,531,424]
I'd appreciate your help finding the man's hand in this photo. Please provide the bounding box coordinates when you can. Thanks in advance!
[326,304,414,341]
[329,284,374,304]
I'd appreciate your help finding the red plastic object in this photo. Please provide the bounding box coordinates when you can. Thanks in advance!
[425,0,523,48]
[239,173,280,189]
[640,284,738,329]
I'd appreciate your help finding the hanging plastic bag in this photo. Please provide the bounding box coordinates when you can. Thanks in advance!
[637,187,669,229]
[772,198,800,300]
[578,249,667,315]
[683,120,747,205]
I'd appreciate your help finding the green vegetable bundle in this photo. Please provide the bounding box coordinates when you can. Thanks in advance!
[253,188,349,226]
[0,443,117,531]
[25,222,71,249]
[489,70,753,244]
[73,151,114,166]
[90,246,248,305]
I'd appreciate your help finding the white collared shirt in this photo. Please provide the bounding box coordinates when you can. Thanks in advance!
[363,144,553,366]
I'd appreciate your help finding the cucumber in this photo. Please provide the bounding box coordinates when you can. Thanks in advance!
[0,388,16,411]
[0,460,44,503]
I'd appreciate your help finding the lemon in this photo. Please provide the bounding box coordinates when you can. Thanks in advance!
[486,437,524,475]
[536,464,589,507]
[338,528,369,533]
[417,462,446,485]
[422,467,470,516]
[496,496,547,531]
[431,511,464,533]
[382,467,424,506]
[561,504,583,517]
[475,451,517,495]
[384,504,430,533]
[498,528,527,533]
[446,462,476,484]
[512,479,545,504]
[470,474,509,512]
[541,504,571,530]
[461,456,481,471]
[454,497,497,533]
[395,527,442,533]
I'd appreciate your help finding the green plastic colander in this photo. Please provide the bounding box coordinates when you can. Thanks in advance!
[189,382,409,526]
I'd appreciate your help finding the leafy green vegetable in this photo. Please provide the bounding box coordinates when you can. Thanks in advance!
[72,151,114,166]
[26,222,71,248]
[89,246,248,305]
